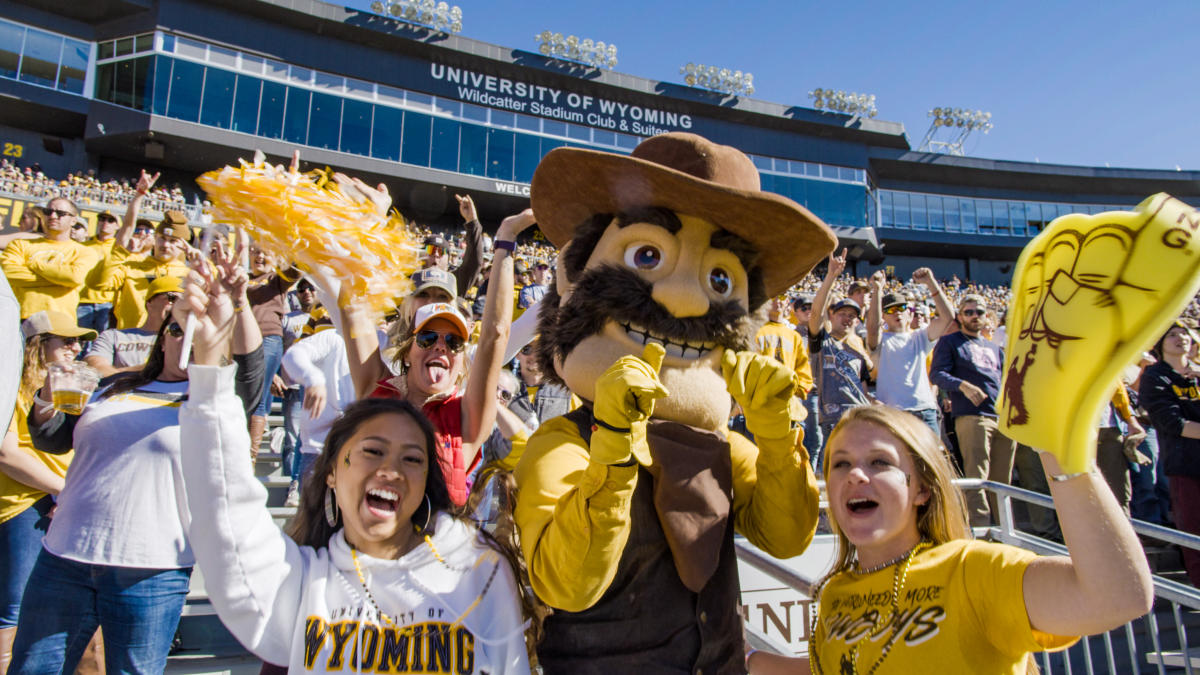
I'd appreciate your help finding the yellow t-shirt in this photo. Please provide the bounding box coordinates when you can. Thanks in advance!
[755,320,814,397]
[0,393,72,524]
[0,237,99,318]
[812,539,1077,674]
[96,246,191,329]
[79,237,117,305]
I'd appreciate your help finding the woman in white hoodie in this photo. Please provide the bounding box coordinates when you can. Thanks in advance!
[176,262,533,674]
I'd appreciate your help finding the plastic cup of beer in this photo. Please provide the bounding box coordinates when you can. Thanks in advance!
[47,362,101,415]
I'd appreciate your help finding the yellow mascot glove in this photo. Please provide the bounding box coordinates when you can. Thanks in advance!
[722,350,800,441]
[999,194,1200,473]
[590,342,669,466]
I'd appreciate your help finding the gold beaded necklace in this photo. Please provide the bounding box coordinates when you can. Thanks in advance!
[809,540,933,675]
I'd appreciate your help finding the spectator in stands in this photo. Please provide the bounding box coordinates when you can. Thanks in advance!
[97,171,192,329]
[84,276,181,376]
[0,197,99,319]
[0,311,95,671]
[515,336,578,425]
[10,249,264,674]
[16,207,44,235]
[76,210,120,333]
[246,240,299,463]
[278,279,317,483]
[930,293,1016,527]
[791,294,822,458]
[808,250,872,463]
[747,295,813,439]
[67,221,87,244]
[866,267,953,435]
[519,260,551,309]
[1139,322,1200,587]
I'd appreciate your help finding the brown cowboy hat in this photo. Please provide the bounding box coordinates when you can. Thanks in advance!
[531,132,837,297]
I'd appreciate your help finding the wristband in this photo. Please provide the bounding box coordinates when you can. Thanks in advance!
[745,648,758,671]
[33,392,54,415]
[494,239,516,252]
[591,416,631,435]
[1049,469,1094,482]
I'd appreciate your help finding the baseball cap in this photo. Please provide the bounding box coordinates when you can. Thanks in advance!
[423,234,448,251]
[146,276,184,302]
[413,302,469,338]
[881,292,910,311]
[829,298,862,318]
[21,310,97,341]
[792,293,814,309]
[97,210,117,222]
[157,211,190,240]
[412,267,458,299]
[514,260,530,275]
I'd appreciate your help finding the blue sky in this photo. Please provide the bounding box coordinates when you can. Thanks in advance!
[343,0,1198,171]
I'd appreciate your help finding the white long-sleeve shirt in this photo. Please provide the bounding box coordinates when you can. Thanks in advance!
[179,365,531,673]
[281,329,352,454]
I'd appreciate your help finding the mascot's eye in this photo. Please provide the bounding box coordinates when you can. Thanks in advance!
[709,268,732,297]
[624,244,663,271]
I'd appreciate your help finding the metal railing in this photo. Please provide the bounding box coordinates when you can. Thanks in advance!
[738,479,1200,674]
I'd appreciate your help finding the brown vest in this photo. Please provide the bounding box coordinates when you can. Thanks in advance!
[537,408,745,675]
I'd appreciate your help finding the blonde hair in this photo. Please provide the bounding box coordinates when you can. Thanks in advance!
[821,405,971,579]
[20,335,51,401]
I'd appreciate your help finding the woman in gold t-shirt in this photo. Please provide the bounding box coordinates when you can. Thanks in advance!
[747,405,1153,674]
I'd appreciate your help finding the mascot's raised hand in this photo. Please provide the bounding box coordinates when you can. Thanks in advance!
[722,350,800,440]
[590,342,669,466]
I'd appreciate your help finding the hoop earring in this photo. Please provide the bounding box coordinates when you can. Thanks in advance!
[324,487,340,527]
[416,493,432,533]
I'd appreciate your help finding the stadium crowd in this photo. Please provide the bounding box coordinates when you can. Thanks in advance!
[0,160,1192,673]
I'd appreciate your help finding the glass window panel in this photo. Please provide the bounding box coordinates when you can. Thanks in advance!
[175,37,207,60]
[880,191,894,227]
[97,40,114,61]
[378,85,405,106]
[593,129,615,147]
[490,110,514,129]
[308,91,341,149]
[616,133,639,150]
[115,37,135,58]
[1007,202,1024,235]
[514,133,541,183]
[406,91,432,111]
[434,98,461,117]
[944,197,960,232]
[240,53,263,75]
[960,199,976,233]
[160,34,175,53]
[1025,203,1041,231]
[282,87,311,144]
[821,164,841,180]
[134,56,155,111]
[566,123,590,142]
[893,192,910,228]
[231,75,260,134]
[290,66,312,84]
[459,123,486,176]
[340,98,372,156]
[152,56,171,115]
[345,78,373,98]
[0,22,23,79]
[314,71,342,91]
[199,67,235,128]
[265,59,288,80]
[928,195,945,231]
[58,39,88,93]
[485,128,514,180]
[135,33,153,53]
[910,194,928,230]
[166,58,204,122]
[515,113,540,132]
[257,80,285,138]
[751,155,772,171]
[461,103,487,122]
[371,105,403,161]
[540,137,566,158]
[430,116,458,171]
[208,45,237,68]
[839,167,858,182]
[977,201,993,234]
[542,120,566,138]
[19,29,62,88]
[400,110,432,166]
[110,59,136,107]
[805,162,821,177]
[95,62,115,103]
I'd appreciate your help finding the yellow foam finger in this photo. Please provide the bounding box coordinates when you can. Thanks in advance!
[999,194,1200,473]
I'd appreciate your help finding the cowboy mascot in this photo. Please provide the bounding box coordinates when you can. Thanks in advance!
[514,132,836,673]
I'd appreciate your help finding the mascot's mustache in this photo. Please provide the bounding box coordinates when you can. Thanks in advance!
[544,264,757,366]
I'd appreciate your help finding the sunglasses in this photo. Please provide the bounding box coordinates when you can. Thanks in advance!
[884,304,909,315]
[47,208,76,219]
[71,223,87,230]
[414,330,465,353]
[53,336,84,347]
[960,308,986,317]
[424,245,446,257]
[98,217,118,224]
[165,322,185,338]
[497,389,514,403]
[133,227,154,236]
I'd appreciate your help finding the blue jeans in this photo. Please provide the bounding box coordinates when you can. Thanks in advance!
[76,302,112,335]
[909,408,941,437]
[255,334,284,417]
[10,549,191,674]
[0,495,53,627]
[281,386,304,477]
[802,395,821,467]
[292,452,318,489]
[1130,428,1172,525]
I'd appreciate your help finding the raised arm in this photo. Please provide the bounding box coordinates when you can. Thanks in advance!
[116,170,159,251]
[808,248,845,336]
[460,210,532,452]
[452,194,483,297]
[1021,451,1153,635]
[915,267,954,340]
[866,270,885,351]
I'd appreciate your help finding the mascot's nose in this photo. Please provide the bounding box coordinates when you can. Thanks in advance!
[651,268,710,318]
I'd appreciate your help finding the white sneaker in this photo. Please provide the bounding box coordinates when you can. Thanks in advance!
[285,481,300,507]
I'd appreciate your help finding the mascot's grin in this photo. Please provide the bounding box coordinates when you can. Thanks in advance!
[617,321,717,361]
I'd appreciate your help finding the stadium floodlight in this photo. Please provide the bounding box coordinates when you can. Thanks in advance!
[368,0,462,34]
[808,88,878,119]
[679,63,754,96]
[535,31,618,69]
[918,107,993,155]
